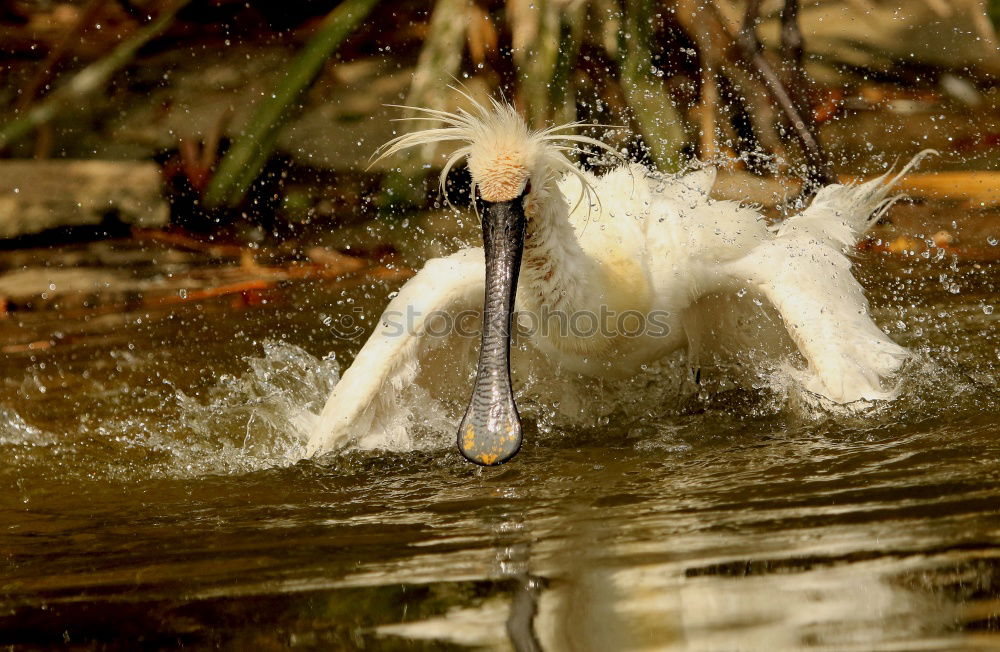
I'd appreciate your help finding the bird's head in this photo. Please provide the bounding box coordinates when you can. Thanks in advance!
[375,94,618,214]
[465,113,533,203]
[373,95,618,466]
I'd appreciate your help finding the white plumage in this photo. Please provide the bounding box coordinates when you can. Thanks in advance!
[307,97,929,457]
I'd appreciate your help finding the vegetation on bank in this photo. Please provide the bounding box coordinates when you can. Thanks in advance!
[1,0,999,341]
[1,0,1000,235]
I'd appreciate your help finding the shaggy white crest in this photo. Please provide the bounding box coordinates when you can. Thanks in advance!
[372,92,622,210]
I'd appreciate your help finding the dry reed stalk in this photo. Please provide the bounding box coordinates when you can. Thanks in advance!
[618,0,686,171]
[377,0,471,209]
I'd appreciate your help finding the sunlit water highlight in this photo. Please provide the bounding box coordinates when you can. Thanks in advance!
[0,249,997,649]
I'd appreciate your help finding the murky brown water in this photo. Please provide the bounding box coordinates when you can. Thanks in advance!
[0,224,998,649]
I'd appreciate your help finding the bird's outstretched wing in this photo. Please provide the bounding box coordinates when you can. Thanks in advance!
[728,238,908,403]
[307,249,485,456]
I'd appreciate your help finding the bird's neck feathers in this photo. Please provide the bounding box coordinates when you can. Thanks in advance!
[519,180,593,315]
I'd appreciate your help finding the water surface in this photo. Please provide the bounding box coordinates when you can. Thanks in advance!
[0,225,998,650]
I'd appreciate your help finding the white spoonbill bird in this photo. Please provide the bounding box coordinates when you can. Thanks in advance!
[308,97,927,465]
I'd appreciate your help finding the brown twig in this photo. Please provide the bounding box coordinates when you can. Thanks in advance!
[131,227,249,259]
[780,0,805,85]
[676,0,787,170]
[698,67,719,160]
[733,0,834,188]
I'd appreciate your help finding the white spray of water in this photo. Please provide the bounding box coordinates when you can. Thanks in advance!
[1,333,991,482]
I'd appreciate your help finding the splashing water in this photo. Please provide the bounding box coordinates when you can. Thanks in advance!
[0,340,341,481]
[0,296,994,485]
[171,340,341,472]
[0,244,996,650]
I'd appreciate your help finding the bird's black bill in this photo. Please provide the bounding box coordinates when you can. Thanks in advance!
[457,196,527,466]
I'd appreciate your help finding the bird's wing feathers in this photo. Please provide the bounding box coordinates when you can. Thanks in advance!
[307,249,485,455]
[777,150,935,249]
[725,153,933,402]
[729,238,908,403]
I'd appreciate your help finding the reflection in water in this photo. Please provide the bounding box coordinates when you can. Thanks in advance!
[0,249,996,648]
[494,514,543,652]
[376,492,547,650]
[374,471,998,650]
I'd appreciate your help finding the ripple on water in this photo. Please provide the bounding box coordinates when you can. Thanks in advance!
[0,259,996,649]
[0,313,996,483]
